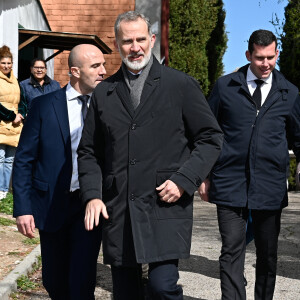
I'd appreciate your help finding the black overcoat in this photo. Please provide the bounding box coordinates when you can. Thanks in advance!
[78,58,223,266]
[209,65,300,210]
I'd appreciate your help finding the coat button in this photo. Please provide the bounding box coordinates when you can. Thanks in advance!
[130,194,135,201]
[131,123,137,130]
[130,159,136,165]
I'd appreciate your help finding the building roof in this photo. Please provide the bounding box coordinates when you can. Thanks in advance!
[19,29,112,60]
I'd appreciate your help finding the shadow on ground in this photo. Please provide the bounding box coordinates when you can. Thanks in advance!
[179,254,219,279]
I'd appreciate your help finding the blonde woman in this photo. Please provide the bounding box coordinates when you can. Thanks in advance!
[0,45,26,199]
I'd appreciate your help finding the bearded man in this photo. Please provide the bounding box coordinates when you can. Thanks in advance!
[77,11,223,300]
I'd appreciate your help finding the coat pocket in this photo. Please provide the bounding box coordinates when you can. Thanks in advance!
[32,178,49,191]
[155,170,193,219]
[102,174,119,202]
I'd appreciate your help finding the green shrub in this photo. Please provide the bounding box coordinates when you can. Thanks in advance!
[288,157,297,191]
[0,192,13,215]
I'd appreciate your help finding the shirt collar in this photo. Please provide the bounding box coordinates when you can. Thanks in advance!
[66,82,92,101]
[127,69,143,76]
[29,74,51,86]
[246,66,272,84]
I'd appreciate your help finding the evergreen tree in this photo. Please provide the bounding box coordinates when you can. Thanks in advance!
[169,0,227,96]
[206,0,227,93]
[279,0,300,87]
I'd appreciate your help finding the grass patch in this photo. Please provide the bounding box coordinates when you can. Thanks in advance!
[22,237,40,245]
[17,274,38,291]
[10,292,18,300]
[12,256,42,297]
[0,216,15,226]
[0,192,13,215]
[8,251,21,256]
[32,255,42,272]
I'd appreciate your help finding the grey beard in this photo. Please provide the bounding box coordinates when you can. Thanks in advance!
[120,49,152,71]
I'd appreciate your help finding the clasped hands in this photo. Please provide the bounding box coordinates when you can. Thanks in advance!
[12,113,24,127]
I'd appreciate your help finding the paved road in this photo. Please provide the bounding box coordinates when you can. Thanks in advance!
[25,192,300,299]
[94,193,300,300]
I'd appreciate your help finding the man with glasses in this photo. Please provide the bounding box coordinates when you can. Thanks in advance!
[20,58,60,110]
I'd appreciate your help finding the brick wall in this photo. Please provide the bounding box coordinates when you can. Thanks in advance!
[40,0,135,86]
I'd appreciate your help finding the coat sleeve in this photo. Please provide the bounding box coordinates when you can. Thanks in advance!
[287,93,300,162]
[170,76,223,196]
[77,92,104,203]
[12,99,41,217]
[18,83,27,118]
[0,102,16,121]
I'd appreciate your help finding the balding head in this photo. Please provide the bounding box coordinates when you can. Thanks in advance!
[68,44,106,94]
[68,44,101,69]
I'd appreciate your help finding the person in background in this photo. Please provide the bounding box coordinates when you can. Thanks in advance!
[0,45,26,200]
[78,11,223,300]
[199,29,300,300]
[20,58,60,110]
[13,44,106,300]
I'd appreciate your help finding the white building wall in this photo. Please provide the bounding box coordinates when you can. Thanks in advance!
[0,0,19,74]
[135,0,161,62]
[0,0,53,77]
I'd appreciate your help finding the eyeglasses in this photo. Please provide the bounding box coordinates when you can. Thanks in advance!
[33,66,46,70]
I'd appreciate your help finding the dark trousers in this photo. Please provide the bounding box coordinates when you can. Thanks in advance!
[111,259,183,300]
[39,207,101,300]
[217,205,281,300]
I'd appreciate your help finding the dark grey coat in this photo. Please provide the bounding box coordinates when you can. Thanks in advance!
[78,57,223,266]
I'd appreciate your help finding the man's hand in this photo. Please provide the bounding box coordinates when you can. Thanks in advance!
[12,113,24,126]
[156,180,184,203]
[16,215,36,238]
[85,199,109,231]
[198,178,210,202]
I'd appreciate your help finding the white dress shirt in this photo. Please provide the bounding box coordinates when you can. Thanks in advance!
[66,83,91,191]
[246,66,272,107]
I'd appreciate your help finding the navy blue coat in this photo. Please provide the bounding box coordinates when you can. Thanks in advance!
[12,87,76,232]
[209,65,300,210]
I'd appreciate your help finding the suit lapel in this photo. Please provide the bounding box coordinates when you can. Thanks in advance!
[258,70,289,118]
[112,58,161,119]
[134,58,161,118]
[52,87,70,147]
[115,77,135,118]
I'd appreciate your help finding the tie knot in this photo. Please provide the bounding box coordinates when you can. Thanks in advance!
[78,95,90,104]
[254,79,264,88]
[128,72,139,85]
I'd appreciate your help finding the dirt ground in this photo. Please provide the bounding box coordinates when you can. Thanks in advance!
[0,213,38,281]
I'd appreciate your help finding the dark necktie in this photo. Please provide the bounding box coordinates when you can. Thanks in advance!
[78,95,90,121]
[252,80,264,110]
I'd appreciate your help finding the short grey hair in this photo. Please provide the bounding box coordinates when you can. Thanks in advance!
[114,11,152,41]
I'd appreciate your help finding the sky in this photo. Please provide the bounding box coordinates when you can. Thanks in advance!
[222,0,288,74]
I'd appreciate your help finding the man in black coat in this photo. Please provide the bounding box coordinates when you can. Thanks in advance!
[78,11,223,300]
[199,30,300,300]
